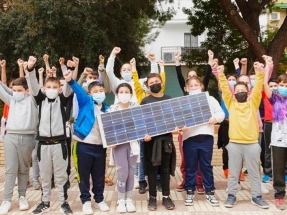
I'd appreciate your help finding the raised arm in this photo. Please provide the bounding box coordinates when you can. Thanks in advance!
[43,54,51,71]
[240,58,247,75]
[0,82,12,105]
[38,67,44,88]
[25,56,41,96]
[202,50,214,91]
[251,62,264,108]
[0,60,7,85]
[174,51,185,94]
[72,56,79,80]
[218,65,233,110]
[233,58,241,76]
[148,53,159,74]
[130,58,145,102]
[158,60,166,92]
[17,59,25,78]
[0,81,13,95]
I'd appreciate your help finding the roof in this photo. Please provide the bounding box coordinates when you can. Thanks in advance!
[273,3,287,9]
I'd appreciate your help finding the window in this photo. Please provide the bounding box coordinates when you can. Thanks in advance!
[184,33,198,48]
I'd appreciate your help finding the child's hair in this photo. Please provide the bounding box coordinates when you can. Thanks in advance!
[185,76,203,85]
[277,74,287,83]
[45,77,60,86]
[12,77,28,90]
[115,83,133,94]
[268,78,277,84]
[120,63,131,70]
[234,81,249,91]
[90,70,99,77]
[88,81,104,92]
[226,74,237,79]
[145,73,162,86]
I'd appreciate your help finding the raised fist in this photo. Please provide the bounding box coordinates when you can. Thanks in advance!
[129,58,136,67]
[67,60,76,68]
[38,67,44,74]
[72,56,79,66]
[59,57,65,66]
[148,52,156,61]
[63,70,73,82]
[43,54,49,62]
[0,60,6,67]
[174,51,181,61]
[112,47,121,56]
[28,56,37,69]
[158,60,165,67]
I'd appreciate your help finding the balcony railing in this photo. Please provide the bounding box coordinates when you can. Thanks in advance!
[161,46,200,64]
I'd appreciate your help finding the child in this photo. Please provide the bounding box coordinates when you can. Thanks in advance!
[218,62,269,209]
[0,77,38,214]
[25,56,73,215]
[182,76,224,207]
[141,73,177,211]
[109,83,139,213]
[64,70,110,214]
[263,68,287,210]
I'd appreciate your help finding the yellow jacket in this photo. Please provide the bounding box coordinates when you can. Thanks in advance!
[218,72,263,144]
[132,71,166,104]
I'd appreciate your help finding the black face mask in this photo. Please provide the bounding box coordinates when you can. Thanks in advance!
[150,83,162,93]
[235,92,248,103]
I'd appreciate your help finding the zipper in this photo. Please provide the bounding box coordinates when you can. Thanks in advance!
[50,103,52,137]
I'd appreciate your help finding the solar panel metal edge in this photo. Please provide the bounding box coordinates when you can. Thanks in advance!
[98,92,212,148]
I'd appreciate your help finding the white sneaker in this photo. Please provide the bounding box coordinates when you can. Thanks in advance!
[226,183,241,193]
[82,201,93,215]
[19,196,29,211]
[0,201,11,215]
[126,198,136,212]
[261,182,269,195]
[117,199,126,213]
[96,201,109,212]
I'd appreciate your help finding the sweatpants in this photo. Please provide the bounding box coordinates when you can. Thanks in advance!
[74,142,106,203]
[272,146,287,199]
[3,133,35,201]
[38,141,68,203]
[226,142,261,197]
[113,143,138,199]
[32,141,40,182]
[183,135,215,192]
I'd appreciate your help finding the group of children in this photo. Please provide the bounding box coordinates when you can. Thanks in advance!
[0,47,286,215]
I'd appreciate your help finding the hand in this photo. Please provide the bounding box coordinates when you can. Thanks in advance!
[253,61,264,74]
[0,59,6,67]
[17,59,24,67]
[63,70,73,82]
[46,69,53,78]
[211,59,218,69]
[148,52,156,61]
[208,117,217,125]
[217,65,224,74]
[129,58,136,67]
[38,67,44,74]
[240,58,247,65]
[112,47,121,56]
[52,66,57,75]
[67,60,76,68]
[233,58,239,65]
[181,126,188,133]
[144,134,152,142]
[158,60,164,67]
[23,61,28,72]
[83,67,93,75]
[172,127,180,134]
[72,56,79,66]
[43,54,49,63]
[174,51,181,61]
[208,50,214,65]
[262,55,273,65]
[59,57,65,66]
[27,56,37,69]
[99,54,105,62]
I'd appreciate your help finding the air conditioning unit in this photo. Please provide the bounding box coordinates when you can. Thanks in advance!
[270,12,280,21]
[163,52,175,63]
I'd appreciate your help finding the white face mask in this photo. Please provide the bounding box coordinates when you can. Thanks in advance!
[188,89,202,95]
[92,92,106,104]
[13,92,25,102]
[46,89,59,99]
[118,93,131,104]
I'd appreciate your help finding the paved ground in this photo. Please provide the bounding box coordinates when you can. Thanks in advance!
[0,165,286,215]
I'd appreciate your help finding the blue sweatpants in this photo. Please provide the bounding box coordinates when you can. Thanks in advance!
[75,142,106,204]
[183,134,215,192]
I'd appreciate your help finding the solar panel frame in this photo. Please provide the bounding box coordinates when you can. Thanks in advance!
[98,92,213,148]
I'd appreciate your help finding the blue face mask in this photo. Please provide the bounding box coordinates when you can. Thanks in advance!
[92,92,106,104]
[250,80,255,87]
[228,80,236,86]
[277,87,287,97]
[122,72,132,82]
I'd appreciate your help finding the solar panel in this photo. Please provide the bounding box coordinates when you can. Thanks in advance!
[98,92,212,147]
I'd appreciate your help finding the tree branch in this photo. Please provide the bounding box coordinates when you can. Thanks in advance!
[259,0,272,12]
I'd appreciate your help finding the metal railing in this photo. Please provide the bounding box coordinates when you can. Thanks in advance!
[161,46,200,63]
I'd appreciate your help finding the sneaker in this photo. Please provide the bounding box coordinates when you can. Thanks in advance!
[156,179,162,192]
[32,202,50,214]
[244,169,248,175]
[275,198,286,210]
[176,180,185,192]
[261,182,269,195]
[251,196,269,209]
[105,175,114,186]
[185,190,194,206]
[226,183,241,193]
[139,180,147,194]
[0,201,11,215]
[126,198,136,212]
[19,196,29,211]
[82,201,93,215]
[96,201,109,212]
[148,196,157,211]
[224,194,236,208]
[206,191,219,206]
[162,197,175,210]
[240,172,245,181]
[196,184,205,194]
[33,180,41,190]
[60,202,73,214]
[117,199,126,213]
[223,169,229,178]
[262,175,271,183]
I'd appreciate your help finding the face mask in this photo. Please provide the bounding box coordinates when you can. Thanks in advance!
[250,80,255,87]
[271,87,277,92]
[92,92,106,104]
[228,80,236,86]
[87,79,97,85]
[121,72,132,82]
[142,84,150,93]
[277,87,287,97]
[13,92,25,102]
[248,84,251,90]
[45,89,58,99]
[188,89,202,95]
[150,83,162,93]
[235,92,248,103]
[118,93,131,104]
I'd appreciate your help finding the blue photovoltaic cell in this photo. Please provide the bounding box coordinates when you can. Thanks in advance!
[100,92,212,147]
